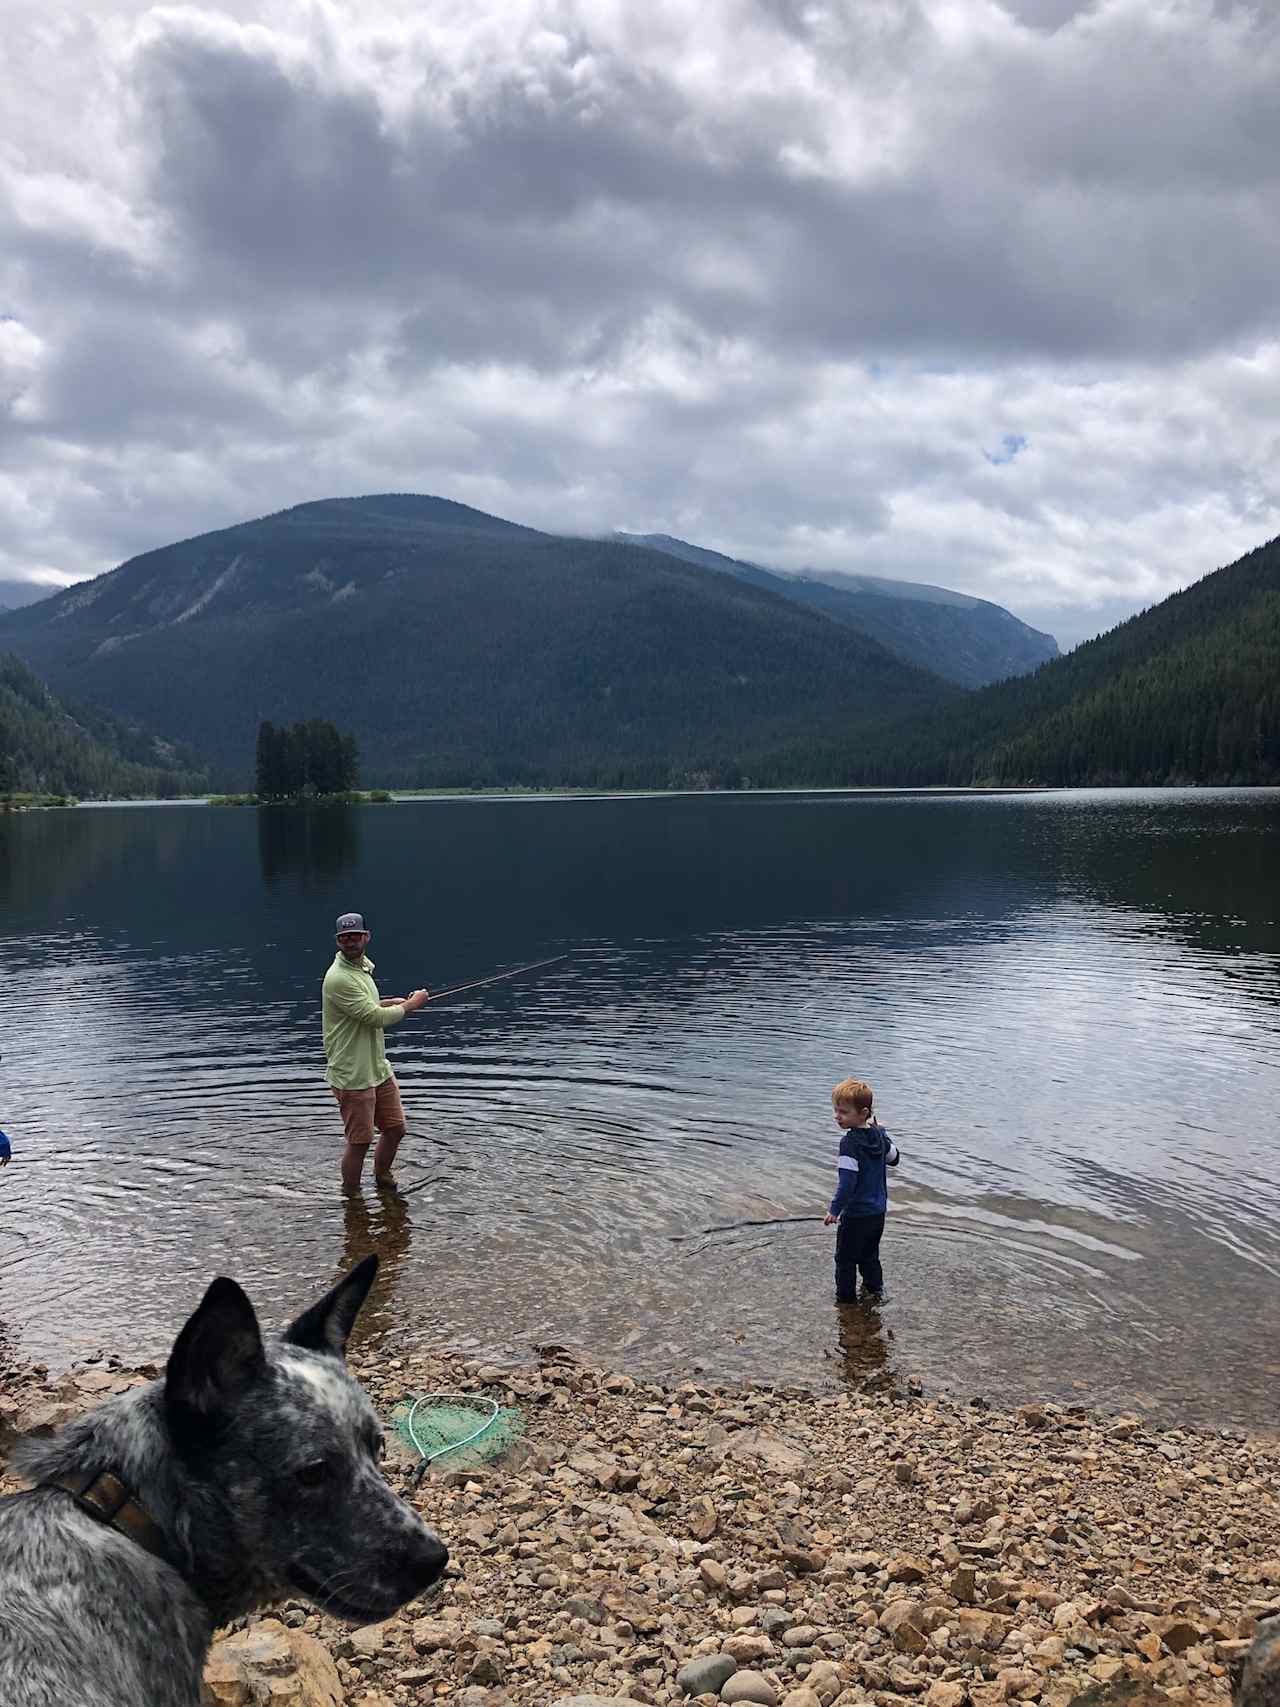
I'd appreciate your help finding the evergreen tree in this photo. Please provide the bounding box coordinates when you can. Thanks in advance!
[0,653,201,798]
[339,732,359,792]
[305,719,344,794]
[281,724,308,797]
[255,721,283,799]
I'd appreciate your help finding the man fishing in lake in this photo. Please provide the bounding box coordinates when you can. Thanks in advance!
[322,911,429,1192]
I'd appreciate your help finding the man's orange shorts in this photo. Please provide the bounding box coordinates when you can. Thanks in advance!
[331,1076,406,1147]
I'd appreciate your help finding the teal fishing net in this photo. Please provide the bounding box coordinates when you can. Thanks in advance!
[392,1394,525,1475]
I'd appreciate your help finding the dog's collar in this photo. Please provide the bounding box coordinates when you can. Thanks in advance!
[44,1469,177,1571]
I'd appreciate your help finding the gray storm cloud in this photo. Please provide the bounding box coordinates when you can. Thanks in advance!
[2,0,1279,645]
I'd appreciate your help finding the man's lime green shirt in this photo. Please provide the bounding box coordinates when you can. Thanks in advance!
[322,953,405,1090]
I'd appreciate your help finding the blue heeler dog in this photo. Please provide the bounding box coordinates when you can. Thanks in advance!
[0,1255,447,1707]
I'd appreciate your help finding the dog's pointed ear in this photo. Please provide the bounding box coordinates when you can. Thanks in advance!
[282,1255,378,1361]
[165,1278,266,1422]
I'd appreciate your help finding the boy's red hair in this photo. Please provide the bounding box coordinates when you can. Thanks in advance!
[831,1077,873,1112]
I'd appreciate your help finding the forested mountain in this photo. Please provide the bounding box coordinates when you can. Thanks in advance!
[0,654,205,798]
[0,494,957,789]
[4,493,1273,792]
[756,534,1280,787]
[620,533,1059,687]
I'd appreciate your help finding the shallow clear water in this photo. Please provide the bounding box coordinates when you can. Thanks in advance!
[1,789,1277,1426]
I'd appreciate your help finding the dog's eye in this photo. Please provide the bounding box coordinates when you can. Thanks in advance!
[295,1460,330,1489]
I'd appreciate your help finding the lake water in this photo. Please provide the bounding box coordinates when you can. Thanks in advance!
[1,789,1278,1428]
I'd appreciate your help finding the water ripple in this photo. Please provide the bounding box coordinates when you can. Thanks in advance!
[1,789,1277,1425]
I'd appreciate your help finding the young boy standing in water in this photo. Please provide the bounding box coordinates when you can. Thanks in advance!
[824,1077,900,1303]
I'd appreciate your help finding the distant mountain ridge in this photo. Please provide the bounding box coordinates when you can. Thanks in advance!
[0,494,957,789]
[0,653,204,797]
[795,569,983,608]
[5,492,1271,793]
[0,580,59,613]
[777,532,1280,787]
[618,533,1059,688]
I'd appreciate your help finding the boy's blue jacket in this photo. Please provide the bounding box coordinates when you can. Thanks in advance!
[829,1122,900,1218]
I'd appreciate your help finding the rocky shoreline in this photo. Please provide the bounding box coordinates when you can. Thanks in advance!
[3,1337,1280,1707]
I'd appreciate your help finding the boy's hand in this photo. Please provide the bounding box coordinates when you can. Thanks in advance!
[824,1213,838,1226]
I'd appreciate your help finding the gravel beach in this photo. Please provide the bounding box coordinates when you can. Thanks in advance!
[4,1329,1279,1707]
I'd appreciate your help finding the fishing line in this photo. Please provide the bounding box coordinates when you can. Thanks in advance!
[669,1213,826,1244]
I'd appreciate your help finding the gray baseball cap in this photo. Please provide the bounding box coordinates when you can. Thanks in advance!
[335,912,367,934]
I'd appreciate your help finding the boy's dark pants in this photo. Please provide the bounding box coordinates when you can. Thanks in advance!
[836,1212,886,1301]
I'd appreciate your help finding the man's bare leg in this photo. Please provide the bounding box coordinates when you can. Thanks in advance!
[374,1125,405,1185]
[342,1141,370,1192]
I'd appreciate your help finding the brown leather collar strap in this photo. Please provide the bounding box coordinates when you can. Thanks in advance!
[45,1470,177,1571]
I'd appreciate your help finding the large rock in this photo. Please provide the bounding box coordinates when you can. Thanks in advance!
[1237,1622,1280,1707]
[1063,1681,1170,1707]
[955,1609,1009,1650]
[690,1494,720,1540]
[465,1650,507,1686]
[552,1699,642,1706]
[723,1633,776,1664]
[881,1600,929,1655]
[722,1673,779,1706]
[727,1427,813,1476]
[926,1684,969,1707]
[202,1621,342,1707]
[410,1616,455,1653]
[678,1653,739,1697]
[1153,1616,1203,1655]
[951,1566,978,1603]
[801,1660,843,1705]
[7,1395,81,1441]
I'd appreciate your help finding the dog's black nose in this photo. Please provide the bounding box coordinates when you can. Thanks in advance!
[409,1533,449,1592]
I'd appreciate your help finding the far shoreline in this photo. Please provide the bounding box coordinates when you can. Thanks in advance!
[62,781,1275,811]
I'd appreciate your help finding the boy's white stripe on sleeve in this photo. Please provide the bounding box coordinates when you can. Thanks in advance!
[886,1142,900,1164]
[837,1156,859,1171]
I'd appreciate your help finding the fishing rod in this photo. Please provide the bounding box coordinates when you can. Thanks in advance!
[426,953,569,1004]
[670,1214,826,1244]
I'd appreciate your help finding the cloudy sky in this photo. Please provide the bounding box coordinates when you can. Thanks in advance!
[3,0,1279,647]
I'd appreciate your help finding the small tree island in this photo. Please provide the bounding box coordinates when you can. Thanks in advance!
[255,719,359,801]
